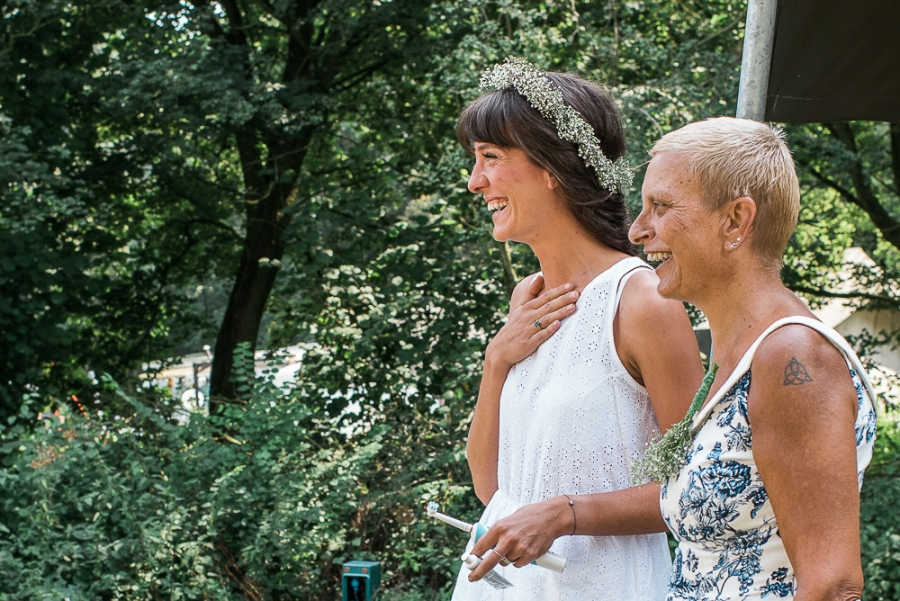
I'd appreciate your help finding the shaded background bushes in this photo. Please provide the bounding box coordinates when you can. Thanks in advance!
[0,350,481,600]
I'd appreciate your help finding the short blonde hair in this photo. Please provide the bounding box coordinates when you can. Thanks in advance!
[650,117,800,266]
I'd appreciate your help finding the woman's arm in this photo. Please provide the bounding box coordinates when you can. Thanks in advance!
[467,275,580,504]
[466,484,667,580]
[749,326,864,601]
[615,269,705,430]
[467,356,507,505]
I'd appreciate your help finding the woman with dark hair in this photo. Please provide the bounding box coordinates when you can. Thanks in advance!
[451,57,705,600]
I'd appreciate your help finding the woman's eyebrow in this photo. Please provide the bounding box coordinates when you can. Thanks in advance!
[646,191,674,203]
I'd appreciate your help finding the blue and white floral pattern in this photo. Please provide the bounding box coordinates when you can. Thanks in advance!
[661,366,877,601]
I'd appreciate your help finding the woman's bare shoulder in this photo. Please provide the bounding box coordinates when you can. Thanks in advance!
[750,323,857,420]
[752,323,850,379]
[618,268,686,326]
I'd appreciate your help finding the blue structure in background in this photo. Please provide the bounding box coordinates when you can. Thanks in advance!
[342,560,381,601]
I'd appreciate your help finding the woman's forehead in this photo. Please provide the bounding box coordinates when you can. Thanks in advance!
[645,154,687,184]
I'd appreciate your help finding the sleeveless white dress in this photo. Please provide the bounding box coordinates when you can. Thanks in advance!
[660,316,878,600]
[452,257,672,600]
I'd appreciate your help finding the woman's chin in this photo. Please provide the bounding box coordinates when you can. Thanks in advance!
[491,221,511,241]
[655,265,683,300]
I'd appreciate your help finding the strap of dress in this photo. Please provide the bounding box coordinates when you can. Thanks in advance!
[690,315,877,431]
[612,258,654,309]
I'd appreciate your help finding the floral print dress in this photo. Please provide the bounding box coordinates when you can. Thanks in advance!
[660,317,877,601]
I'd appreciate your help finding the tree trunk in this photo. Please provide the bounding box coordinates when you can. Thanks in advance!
[209,132,311,406]
[202,0,417,405]
[208,226,285,402]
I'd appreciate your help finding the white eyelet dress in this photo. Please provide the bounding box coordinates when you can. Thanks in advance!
[660,316,878,600]
[452,257,672,601]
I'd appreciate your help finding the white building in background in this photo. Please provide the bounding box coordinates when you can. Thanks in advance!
[142,345,306,413]
[813,248,900,375]
[694,247,900,407]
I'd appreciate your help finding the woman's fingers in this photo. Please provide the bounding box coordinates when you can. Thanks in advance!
[466,549,506,581]
[524,293,579,331]
[510,273,545,311]
[466,533,541,581]
[487,282,577,368]
[531,318,561,339]
[465,512,553,581]
[469,525,500,561]
[533,301,577,330]
[467,529,504,581]
[525,272,545,297]
[467,545,524,581]
[525,283,576,312]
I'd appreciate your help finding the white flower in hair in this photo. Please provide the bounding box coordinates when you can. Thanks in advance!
[480,56,633,194]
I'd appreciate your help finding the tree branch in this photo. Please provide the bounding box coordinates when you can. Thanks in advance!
[219,0,251,48]
[0,7,49,61]
[801,161,860,204]
[174,217,244,244]
[235,131,267,205]
[787,284,899,310]
[824,123,900,251]
[495,241,518,296]
[330,59,390,94]
[693,16,742,48]
[282,0,323,84]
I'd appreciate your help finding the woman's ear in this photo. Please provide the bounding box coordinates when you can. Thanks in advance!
[723,196,756,251]
[544,170,560,190]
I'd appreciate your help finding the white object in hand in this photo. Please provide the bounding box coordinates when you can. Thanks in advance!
[532,551,566,573]
[426,502,567,573]
[461,553,514,589]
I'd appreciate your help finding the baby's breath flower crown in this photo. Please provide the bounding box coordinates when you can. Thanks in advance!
[479,56,634,193]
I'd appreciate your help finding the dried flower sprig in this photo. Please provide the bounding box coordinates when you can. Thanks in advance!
[632,363,719,484]
[479,56,634,194]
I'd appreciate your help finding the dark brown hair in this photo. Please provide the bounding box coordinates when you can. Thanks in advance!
[456,72,636,255]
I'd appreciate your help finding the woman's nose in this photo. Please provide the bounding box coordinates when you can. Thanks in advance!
[468,165,487,193]
[629,211,652,245]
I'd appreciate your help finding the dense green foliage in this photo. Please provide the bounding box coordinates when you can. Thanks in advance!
[861,419,900,601]
[0,350,477,599]
[2,0,900,598]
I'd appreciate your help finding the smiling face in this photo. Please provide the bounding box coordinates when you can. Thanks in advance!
[629,152,727,303]
[468,142,561,244]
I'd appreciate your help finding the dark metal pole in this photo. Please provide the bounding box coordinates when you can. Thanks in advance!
[736,0,778,120]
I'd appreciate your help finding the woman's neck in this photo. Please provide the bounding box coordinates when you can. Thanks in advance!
[701,266,811,377]
[530,226,628,292]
